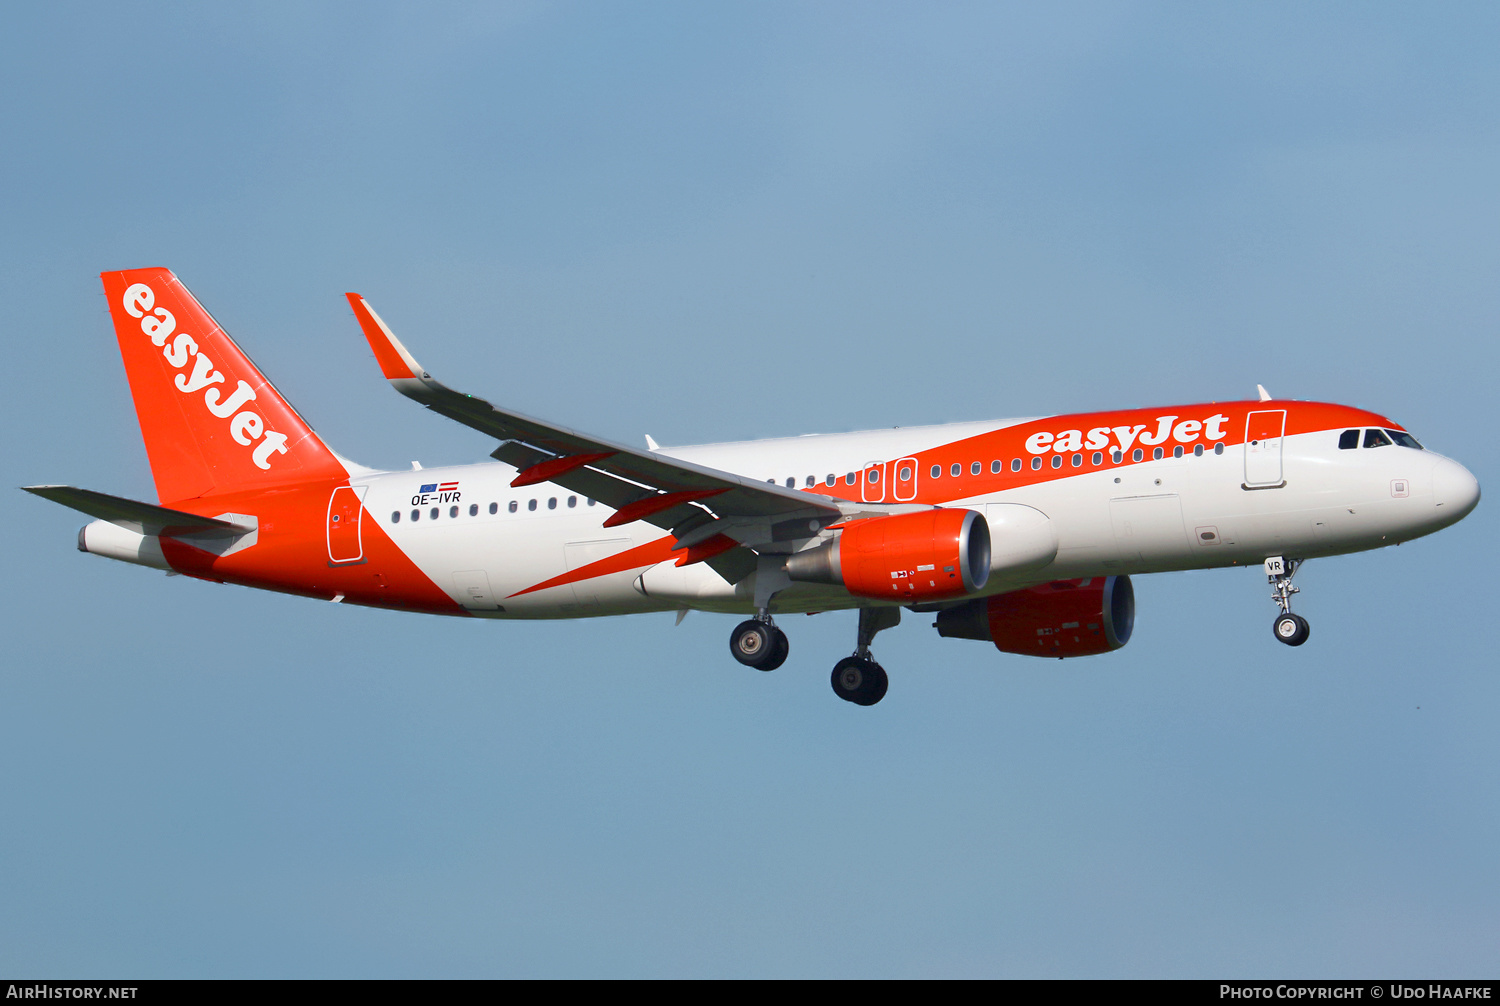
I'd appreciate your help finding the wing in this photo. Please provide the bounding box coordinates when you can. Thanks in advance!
[346,294,861,580]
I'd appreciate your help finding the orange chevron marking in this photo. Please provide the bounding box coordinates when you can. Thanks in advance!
[507,535,681,598]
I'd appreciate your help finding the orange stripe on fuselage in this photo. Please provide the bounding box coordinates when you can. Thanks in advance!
[800,400,1397,507]
[508,400,1396,598]
[157,479,467,615]
[507,536,682,599]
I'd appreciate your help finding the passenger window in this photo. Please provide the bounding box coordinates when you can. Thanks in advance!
[1031,457,1042,471]
[1364,429,1392,448]
[1092,452,1103,465]
[991,460,1001,474]
[430,508,439,520]
[1172,445,1183,459]
[391,511,400,524]
[826,475,836,486]
[1112,451,1122,463]
[1153,447,1164,460]
[950,463,961,477]
[898,465,912,481]
[1050,456,1062,469]
[528,499,537,511]
[1011,458,1022,472]
[805,476,815,487]
[568,496,577,507]
[508,501,518,513]
[970,462,981,475]
[786,477,795,488]
[867,469,880,483]
[1214,443,1224,455]
[845,473,856,485]
[548,497,557,509]
[930,465,941,478]
[1338,429,1359,450]
[449,506,459,518]
[587,498,596,506]
[1133,448,1144,462]
[1193,444,1203,457]
[469,504,478,516]
[1387,429,1423,449]
[411,509,420,522]
[1071,453,1082,467]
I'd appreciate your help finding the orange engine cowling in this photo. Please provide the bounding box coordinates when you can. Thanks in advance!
[934,576,1134,657]
[785,509,990,601]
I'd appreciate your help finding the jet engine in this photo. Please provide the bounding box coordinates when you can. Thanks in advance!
[934,576,1135,657]
[786,508,990,601]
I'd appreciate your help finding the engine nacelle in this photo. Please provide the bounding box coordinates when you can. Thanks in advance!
[934,575,1135,657]
[786,508,990,601]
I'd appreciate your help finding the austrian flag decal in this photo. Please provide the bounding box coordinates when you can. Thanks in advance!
[412,482,461,505]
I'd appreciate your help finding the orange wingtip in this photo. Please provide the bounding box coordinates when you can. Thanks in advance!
[345,292,419,380]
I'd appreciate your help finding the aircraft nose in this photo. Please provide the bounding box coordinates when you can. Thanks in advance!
[1432,457,1480,521]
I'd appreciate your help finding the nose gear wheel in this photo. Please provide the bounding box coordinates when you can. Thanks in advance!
[1273,612,1310,646]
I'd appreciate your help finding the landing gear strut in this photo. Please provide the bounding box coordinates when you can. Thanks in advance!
[730,615,788,670]
[1266,556,1310,647]
[730,555,792,671]
[830,607,898,706]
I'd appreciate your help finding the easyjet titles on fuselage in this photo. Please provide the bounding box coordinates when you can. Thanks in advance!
[1025,412,1232,456]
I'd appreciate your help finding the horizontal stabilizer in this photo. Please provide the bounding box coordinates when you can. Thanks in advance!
[22,485,248,538]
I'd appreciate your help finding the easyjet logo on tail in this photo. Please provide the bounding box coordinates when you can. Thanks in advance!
[121,282,289,470]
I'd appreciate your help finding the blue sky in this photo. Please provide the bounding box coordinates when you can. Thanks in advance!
[2,2,1496,977]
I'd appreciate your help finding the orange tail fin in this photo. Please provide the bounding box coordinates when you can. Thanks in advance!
[101,267,346,503]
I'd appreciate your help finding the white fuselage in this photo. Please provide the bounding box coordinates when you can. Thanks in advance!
[364,417,1470,619]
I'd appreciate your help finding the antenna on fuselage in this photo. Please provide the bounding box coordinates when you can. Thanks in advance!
[1257,385,1273,401]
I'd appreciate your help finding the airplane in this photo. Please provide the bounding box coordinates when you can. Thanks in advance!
[25,267,1481,706]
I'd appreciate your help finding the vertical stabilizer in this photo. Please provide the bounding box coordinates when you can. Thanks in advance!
[101,268,346,502]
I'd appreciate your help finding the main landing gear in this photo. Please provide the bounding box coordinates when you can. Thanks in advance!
[831,656,887,706]
[1266,556,1310,647]
[730,616,789,671]
[726,605,901,706]
[830,607,899,706]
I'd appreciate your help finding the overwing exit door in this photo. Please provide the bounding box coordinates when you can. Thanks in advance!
[892,457,918,501]
[861,461,886,503]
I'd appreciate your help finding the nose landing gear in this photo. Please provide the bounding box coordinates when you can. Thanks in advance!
[1266,556,1310,647]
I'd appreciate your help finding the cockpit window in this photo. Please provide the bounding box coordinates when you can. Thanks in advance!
[1386,429,1423,449]
[1363,428,1393,449]
[1338,429,1359,450]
